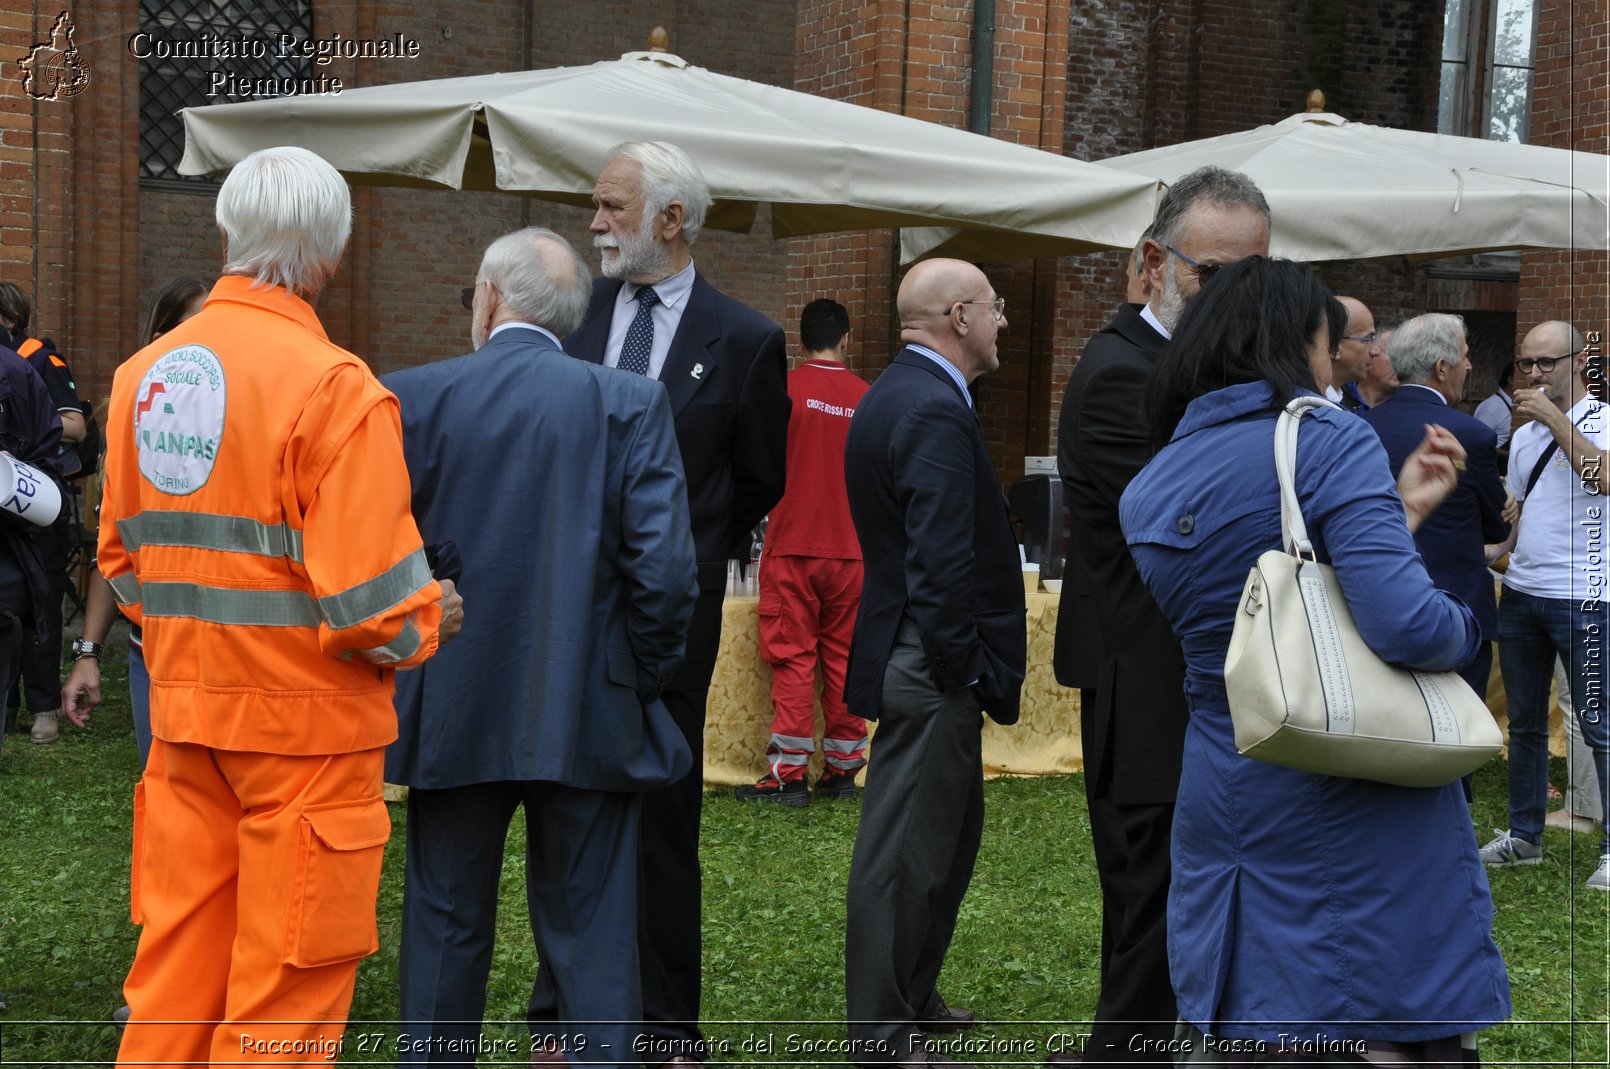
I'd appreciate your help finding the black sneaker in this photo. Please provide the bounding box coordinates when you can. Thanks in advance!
[815,769,860,799]
[735,776,810,807]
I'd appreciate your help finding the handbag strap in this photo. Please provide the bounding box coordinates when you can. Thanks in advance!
[1273,394,1336,560]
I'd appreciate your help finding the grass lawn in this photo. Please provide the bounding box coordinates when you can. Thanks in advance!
[1,648,1606,1065]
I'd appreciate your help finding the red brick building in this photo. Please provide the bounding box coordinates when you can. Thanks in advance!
[2,1,1604,484]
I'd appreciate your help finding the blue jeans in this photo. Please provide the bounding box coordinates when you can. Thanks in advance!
[1498,587,1610,852]
[129,643,151,773]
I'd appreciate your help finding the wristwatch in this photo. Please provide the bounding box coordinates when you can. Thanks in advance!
[70,637,103,661]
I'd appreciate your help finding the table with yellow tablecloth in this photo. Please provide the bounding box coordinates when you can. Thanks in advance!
[701,589,1571,789]
[704,591,1081,787]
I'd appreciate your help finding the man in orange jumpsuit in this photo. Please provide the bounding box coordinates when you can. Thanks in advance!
[99,146,463,1066]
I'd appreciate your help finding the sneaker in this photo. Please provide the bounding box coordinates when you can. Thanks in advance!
[1479,829,1542,866]
[735,775,809,807]
[29,710,58,744]
[815,769,860,799]
[1588,854,1610,892]
[1546,808,1599,835]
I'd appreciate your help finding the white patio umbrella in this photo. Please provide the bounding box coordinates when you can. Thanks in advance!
[178,49,1159,256]
[903,106,1609,263]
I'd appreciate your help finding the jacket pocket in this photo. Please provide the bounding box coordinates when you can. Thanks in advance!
[129,780,147,925]
[283,797,390,968]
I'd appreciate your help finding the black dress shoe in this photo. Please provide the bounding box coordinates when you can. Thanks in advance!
[918,996,976,1033]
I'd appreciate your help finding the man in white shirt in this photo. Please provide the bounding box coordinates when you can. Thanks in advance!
[1325,296,1377,408]
[1480,320,1610,891]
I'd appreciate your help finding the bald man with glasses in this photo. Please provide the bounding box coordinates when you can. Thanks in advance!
[1481,320,1610,892]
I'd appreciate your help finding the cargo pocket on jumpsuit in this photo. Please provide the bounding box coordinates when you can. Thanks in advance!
[283,797,391,968]
[129,780,147,925]
[756,589,798,667]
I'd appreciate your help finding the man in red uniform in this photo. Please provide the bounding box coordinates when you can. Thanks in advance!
[100,146,462,1066]
[738,299,870,805]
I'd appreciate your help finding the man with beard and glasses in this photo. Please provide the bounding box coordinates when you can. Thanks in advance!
[1052,166,1269,1066]
[549,140,790,1067]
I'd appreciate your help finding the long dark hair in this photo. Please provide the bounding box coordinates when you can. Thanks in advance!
[140,276,209,347]
[1146,256,1345,447]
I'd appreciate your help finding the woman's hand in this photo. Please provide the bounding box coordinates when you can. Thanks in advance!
[1398,424,1466,533]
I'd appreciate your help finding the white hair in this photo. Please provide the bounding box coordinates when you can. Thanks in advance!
[216,146,351,295]
[605,141,713,245]
[1389,313,1466,384]
[479,228,593,337]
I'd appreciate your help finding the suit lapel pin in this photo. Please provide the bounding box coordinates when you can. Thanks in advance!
[691,363,704,380]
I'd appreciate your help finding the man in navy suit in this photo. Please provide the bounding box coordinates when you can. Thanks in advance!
[556,141,789,1065]
[1362,312,1510,697]
[384,227,698,1066]
[842,258,1026,1069]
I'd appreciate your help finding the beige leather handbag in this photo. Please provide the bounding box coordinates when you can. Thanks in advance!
[1224,395,1502,788]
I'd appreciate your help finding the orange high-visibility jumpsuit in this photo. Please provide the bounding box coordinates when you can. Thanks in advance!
[98,276,444,1067]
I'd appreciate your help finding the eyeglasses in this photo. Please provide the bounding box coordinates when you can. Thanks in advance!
[1515,354,1574,374]
[1343,334,1377,345]
[951,297,1006,321]
[1166,245,1224,286]
[460,280,496,310]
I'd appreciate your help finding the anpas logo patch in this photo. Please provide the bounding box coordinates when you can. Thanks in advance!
[135,344,226,495]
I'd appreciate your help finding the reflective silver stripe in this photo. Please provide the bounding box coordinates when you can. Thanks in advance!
[141,582,322,627]
[768,733,816,753]
[319,549,433,630]
[107,571,142,605]
[116,511,304,562]
[825,754,869,771]
[823,736,869,755]
[768,752,811,767]
[356,616,423,665]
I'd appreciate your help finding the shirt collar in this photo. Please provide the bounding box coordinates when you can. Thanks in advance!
[906,343,973,407]
[1398,382,1449,405]
[1139,303,1172,341]
[489,321,562,347]
[623,259,696,311]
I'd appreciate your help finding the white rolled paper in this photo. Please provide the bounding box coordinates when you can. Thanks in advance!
[0,453,61,527]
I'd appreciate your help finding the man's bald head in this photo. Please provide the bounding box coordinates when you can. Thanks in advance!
[1525,319,1585,356]
[897,258,1006,383]
[1331,296,1376,387]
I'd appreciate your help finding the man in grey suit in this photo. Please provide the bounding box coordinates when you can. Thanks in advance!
[383,227,698,1066]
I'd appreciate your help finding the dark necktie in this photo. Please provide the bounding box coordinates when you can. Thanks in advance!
[617,285,660,376]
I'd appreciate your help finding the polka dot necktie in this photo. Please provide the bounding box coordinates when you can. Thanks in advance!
[617,285,660,376]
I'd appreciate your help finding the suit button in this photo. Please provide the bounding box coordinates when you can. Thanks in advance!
[1176,514,1194,534]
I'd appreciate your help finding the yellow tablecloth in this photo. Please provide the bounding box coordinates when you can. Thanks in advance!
[702,591,1566,788]
[704,592,1082,787]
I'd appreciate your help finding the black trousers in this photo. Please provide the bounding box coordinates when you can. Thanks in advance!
[1083,785,1177,1066]
[845,620,984,1065]
[10,517,67,715]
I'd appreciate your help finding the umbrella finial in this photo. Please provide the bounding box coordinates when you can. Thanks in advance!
[648,26,669,52]
[1305,89,1327,113]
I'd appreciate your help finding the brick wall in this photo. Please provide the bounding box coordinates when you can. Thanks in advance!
[1517,0,1608,348]
[127,1,794,390]
[19,1,1602,466]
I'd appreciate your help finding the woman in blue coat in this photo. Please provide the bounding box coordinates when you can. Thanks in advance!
[1119,258,1509,1064]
